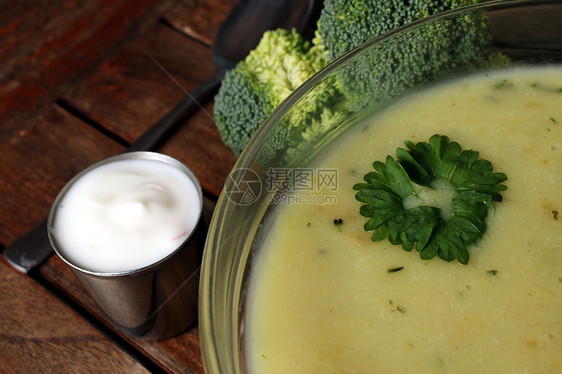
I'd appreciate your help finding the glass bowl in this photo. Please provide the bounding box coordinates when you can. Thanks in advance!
[200,1,562,372]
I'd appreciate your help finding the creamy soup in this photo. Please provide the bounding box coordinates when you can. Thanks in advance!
[246,67,561,373]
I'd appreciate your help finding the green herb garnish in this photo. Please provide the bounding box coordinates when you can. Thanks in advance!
[353,134,508,264]
[493,79,514,90]
[387,266,404,273]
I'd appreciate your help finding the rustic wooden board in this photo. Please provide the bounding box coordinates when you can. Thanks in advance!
[1,0,240,371]
[61,7,237,197]
[61,23,216,142]
[0,257,150,373]
[164,0,239,45]
[0,104,124,245]
[0,0,238,245]
[0,0,177,143]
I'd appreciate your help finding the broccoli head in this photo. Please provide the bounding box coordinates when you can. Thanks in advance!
[317,0,484,62]
[317,0,509,111]
[214,1,509,162]
[213,28,328,156]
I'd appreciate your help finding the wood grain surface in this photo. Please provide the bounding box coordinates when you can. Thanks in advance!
[0,0,239,372]
[0,0,179,142]
[0,257,151,374]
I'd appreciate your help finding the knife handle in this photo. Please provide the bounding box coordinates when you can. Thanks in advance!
[3,218,51,273]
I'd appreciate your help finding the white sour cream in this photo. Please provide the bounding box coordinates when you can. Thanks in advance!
[50,157,201,273]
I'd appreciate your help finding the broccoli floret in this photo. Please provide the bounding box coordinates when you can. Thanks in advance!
[214,1,508,161]
[317,0,508,110]
[317,0,484,62]
[213,29,328,156]
[255,71,350,165]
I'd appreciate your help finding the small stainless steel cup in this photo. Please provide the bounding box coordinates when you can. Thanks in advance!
[47,152,205,340]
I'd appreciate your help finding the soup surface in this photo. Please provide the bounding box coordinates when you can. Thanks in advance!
[246,66,561,373]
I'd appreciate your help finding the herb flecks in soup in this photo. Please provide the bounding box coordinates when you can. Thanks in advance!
[246,67,561,373]
[354,134,508,264]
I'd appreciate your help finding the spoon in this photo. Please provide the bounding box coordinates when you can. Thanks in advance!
[3,0,320,273]
[127,0,318,151]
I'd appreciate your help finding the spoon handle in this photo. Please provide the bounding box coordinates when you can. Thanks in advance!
[127,74,222,152]
[3,75,222,273]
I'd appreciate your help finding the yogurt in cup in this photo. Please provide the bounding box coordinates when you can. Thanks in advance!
[48,152,204,339]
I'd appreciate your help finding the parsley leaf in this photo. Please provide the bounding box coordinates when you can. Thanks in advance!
[354,134,508,264]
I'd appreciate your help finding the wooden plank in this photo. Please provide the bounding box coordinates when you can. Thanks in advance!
[164,0,239,45]
[61,22,215,142]
[0,0,178,143]
[0,257,150,373]
[62,21,237,197]
[139,325,204,374]
[0,104,124,246]
[159,100,236,198]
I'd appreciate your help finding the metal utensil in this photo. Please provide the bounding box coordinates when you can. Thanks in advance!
[3,0,319,273]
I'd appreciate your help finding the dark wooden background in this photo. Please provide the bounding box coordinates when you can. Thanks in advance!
[0,0,240,372]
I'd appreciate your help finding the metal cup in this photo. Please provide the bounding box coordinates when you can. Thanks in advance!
[47,152,205,340]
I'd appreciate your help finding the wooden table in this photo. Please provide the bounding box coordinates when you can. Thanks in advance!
[0,0,239,372]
